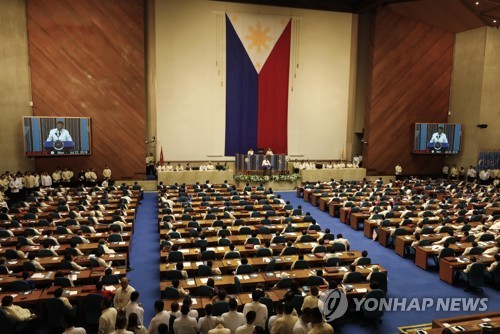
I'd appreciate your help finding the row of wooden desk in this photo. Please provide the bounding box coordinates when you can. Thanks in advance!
[159,266,384,292]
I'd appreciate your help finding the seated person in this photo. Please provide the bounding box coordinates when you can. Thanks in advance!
[235,257,253,274]
[64,253,87,271]
[0,295,38,328]
[27,252,45,271]
[462,241,482,256]
[291,254,306,270]
[206,260,222,275]
[0,256,13,274]
[172,279,189,297]
[280,242,296,255]
[176,262,189,279]
[335,234,350,250]
[212,288,232,303]
[432,231,455,245]
[342,264,358,283]
[352,250,369,266]
[224,244,241,259]
[94,251,112,268]
[484,253,500,281]
[245,232,261,245]
[295,230,310,243]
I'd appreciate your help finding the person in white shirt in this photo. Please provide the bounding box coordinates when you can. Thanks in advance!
[46,121,73,142]
[242,291,268,328]
[395,164,402,178]
[293,307,311,334]
[111,312,134,334]
[199,164,208,171]
[266,148,273,155]
[247,148,254,155]
[173,304,197,334]
[221,298,247,334]
[149,300,171,334]
[175,164,184,172]
[429,126,448,148]
[125,291,144,325]
[208,318,231,334]
[262,157,272,175]
[198,304,218,334]
[268,302,283,333]
[308,307,333,334]
[103,166,112,180]
[114,278,136,312]
[235,311,256,334]
[99,297,118,334]
[271,303,298,334]
[207,162,215,171]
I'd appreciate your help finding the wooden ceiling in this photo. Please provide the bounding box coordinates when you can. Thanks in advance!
[221,0,500,32]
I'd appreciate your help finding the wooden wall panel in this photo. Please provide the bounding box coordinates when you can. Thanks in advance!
[363,8,454,175]
[27,0,145,180]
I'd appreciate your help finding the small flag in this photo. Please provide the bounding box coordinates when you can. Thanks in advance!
[159,147,164,165]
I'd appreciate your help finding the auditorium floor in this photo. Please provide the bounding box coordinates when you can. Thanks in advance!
[279,191,500,333]
[128,191,500,333]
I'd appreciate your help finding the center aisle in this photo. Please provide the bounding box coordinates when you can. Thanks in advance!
[127,191,159,325]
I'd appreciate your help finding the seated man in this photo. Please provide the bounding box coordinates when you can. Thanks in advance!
[1,295,38,331]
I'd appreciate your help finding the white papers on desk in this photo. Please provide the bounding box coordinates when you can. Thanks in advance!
[109,254,115,258]
[339,267,348,272]
[263,258,271,263]
[179,249,189,253]
[52,257,59,261]
[114,271,120,275]
[10,294,18,299]
[71,275,78,281]
[104,285,116,292]
[207,247,215,251]
[95,233,102,236]
[217,247,225,251]
[183,262,191,268]
[200,278,208,284]
[67,291,78,296]
[404,236,412,240]
[356,288,368,293]
[187,279,195,286]
[119,242,126,245]
[178,239,186,242]
[30,273,45,279]
[243,275,250,280]
[196,262,203,266]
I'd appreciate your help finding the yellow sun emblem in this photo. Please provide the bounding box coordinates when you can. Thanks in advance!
[245,21,272,54]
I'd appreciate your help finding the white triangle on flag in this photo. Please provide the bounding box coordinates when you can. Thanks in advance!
[227,12,290,74]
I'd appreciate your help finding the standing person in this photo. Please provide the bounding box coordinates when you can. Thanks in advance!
[467,165,477,183]
[442,164,449,180]
[429,126,448,152]
[308,307,333,334]
[458,166,465,181]
[46,121,73,142]
[114,277,136,312]
[103,165,112,181]
[395,164,402,180]
[146,153,155,176]
[9,174,23,203]
[98,297,117,334]
[450,164,459,180]
[262,157,272,176]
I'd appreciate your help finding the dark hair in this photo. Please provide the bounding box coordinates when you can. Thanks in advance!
[154,300,164,312]
[130,291,139,302]
[246,310,257,323]
[228,297,238,310]
[54,287,63,298]
[181,303,190,315]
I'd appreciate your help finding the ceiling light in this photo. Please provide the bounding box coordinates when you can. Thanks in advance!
[475,1,479,5]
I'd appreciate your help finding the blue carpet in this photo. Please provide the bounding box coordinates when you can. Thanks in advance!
[129,191,499,333]
[278,191,500,333]
[128,192,160,325]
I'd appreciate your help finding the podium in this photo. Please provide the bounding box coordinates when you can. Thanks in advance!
[235,154,287,175]
[44,140,75,154]
[427,142,449,153]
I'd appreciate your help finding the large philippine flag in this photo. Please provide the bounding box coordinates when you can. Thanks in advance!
[225,13,291,156]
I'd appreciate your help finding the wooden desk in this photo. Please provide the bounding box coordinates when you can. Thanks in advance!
[431,311,500,333]
[439,254,495,285]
